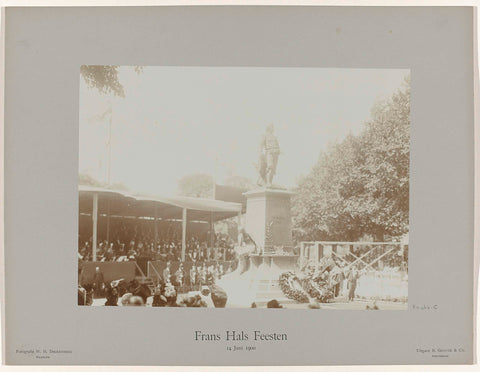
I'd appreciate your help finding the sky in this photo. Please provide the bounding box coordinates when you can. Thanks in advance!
[79,66,409,196]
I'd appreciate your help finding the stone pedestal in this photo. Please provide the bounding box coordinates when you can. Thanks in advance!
[247,254,299,306]
[217,254,300,307]
[217,187,301,307]
[243,188,295,253]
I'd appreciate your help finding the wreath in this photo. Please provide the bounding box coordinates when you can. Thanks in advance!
[279,271,309,303]
[302,277,334,303]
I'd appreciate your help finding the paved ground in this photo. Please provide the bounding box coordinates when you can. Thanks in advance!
[92,295,407,310]
[283,299,407,310]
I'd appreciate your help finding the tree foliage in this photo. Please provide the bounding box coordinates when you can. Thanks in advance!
[80,65,144,97]
[177,173,214,198]
[223,175,256,190]
[78,172,129,191]
[177,173,256,198]
[292,76,410,242]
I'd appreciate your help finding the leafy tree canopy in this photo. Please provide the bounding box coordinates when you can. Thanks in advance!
[80,65,144,97]
[79,172,130,192]
[223,175,256,190]
[177,173,214,198]
[293,75,410,242]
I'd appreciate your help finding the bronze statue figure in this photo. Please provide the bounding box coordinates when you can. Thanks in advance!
[257,124,280,187]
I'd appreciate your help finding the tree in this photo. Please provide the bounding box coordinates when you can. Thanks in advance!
[292,76,410,242]
[177,173,214,198]
[360,76,410,239]
[223,175,255,190]
[80,65,144,97]
[78,172,130,191]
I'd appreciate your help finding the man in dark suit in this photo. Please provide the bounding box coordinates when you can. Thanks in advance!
[93,266,105,298]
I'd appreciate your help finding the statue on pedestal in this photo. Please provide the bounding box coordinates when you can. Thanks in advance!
[257,124,280,187]
[217,123,297,307]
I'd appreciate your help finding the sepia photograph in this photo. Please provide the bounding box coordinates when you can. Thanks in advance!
[77,66,410,309]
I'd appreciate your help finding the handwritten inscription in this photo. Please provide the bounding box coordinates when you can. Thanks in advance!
[411,304,439,310]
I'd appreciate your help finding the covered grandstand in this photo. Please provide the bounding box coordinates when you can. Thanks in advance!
[78,185,243,262]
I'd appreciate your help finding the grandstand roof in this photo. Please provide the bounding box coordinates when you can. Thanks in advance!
[79,185,242,222]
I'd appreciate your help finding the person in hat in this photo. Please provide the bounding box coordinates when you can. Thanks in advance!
[347,265,360,302]
[128,296,145,306]
[267,299,283,308]
[330,263,344,298]
[174,263,184,290]
[104,284,119,306]
[190,264,197,291]
[93,266,105,298]
[120,293,133,306]
[105,243,115,261]
[164,281,177,307]
[206,266,214,285]
[163,261,171,284]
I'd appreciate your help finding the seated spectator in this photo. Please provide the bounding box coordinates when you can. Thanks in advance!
[267,299,283,308]
[120,293,133,306]
[129,296,145,306]
[104,285,119,306]
[178,294,207,308]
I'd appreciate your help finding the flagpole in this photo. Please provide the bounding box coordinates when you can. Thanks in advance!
[210,155,218,252]
[107,99,113,185]
[106,98,112,244]
[212,155,218,200]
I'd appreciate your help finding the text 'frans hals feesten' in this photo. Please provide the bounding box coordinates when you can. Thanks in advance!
[194,330,287,341]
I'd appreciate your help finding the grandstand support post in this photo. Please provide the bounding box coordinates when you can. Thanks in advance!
[181,208,187,262]
[92,193,98,262]
[154,205,158,244]
[106,199,110,244]
[210,211,214,250]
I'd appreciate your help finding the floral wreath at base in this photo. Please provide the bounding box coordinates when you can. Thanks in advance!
[301,278,334,303]
[278,271,309,303]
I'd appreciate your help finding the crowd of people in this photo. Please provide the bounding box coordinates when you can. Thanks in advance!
[78,257,236,306]
[78,260,233,308]
[78,280,229,308]
[160,260,235,292]
[78,267,303,309]
[78,220,236,264]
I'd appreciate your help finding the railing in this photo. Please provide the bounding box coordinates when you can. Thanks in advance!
[147,261,163,283]
[299,241,408,272]
[134,260,148,279]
